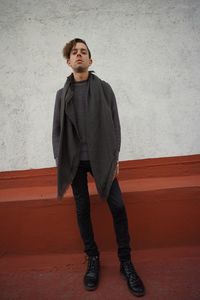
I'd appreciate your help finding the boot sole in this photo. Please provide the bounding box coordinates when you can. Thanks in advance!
[84,284,98,291]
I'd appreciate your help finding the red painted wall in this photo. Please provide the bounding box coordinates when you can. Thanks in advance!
[0,155,200,255]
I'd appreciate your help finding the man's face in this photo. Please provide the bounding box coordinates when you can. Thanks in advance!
[67,42,92,73]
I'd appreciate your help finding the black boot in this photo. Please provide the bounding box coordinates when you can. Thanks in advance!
[84,256,100,291]
[120,260,145,297]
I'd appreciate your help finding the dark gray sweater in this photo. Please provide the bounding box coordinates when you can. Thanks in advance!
[71,79,89,160]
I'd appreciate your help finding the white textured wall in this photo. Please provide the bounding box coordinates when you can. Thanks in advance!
[0,0,200,171]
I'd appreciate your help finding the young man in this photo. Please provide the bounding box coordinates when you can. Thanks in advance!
[52,38,145,297]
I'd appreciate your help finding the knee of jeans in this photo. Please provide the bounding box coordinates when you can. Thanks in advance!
[110,203,126,216]
[76,204,90,217]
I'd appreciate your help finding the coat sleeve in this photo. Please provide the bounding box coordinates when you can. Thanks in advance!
[52,89,62,164]
[103,82,121,155]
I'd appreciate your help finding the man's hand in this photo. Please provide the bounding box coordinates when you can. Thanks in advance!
[113,161,119,180]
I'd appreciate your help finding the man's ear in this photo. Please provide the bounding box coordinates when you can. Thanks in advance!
[67,59,71,66]
[89,59,93,66]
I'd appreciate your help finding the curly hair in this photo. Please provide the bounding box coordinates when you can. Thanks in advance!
[62,38,91,59]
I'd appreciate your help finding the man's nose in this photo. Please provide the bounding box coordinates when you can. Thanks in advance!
[77,51,82,57]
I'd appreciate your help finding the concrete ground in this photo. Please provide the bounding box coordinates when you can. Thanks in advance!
[0,246,200,300]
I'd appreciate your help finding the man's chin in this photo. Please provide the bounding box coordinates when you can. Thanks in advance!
[74,66,86,73]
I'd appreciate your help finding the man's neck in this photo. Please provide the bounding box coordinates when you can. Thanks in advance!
[73,71,89,82]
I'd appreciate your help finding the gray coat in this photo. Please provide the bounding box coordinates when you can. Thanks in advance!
[52,72,121,199]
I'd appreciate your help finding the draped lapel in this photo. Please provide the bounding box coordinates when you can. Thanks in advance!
[60,76,79,139]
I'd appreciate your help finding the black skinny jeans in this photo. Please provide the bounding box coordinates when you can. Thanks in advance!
[71,160,131,262]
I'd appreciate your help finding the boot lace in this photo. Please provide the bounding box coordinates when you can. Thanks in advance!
[87,256,99,273]
[123,261,139,281]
